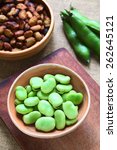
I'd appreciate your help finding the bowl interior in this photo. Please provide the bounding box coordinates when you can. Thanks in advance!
[8,64,90,138]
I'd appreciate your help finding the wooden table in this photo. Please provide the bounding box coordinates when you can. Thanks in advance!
[0,0,99,149]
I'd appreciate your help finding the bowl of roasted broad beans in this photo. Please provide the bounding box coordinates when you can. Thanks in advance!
[0,0,54,60]
[7,63,90,138]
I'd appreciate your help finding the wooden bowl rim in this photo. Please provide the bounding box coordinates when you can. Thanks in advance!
[7,63,90,138]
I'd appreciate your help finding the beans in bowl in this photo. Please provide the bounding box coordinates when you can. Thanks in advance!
[0,0,51,52]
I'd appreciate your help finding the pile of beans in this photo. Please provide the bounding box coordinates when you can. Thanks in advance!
[0,0,51,51]
[15,74,83,132]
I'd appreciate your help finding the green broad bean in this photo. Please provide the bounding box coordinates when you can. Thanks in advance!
[23,111,41,125]
[35,117,55,132]
[16,104,33,115]
[44,74,55,81]
[63,101,78,119]
[41,78,56,94]
[62,90,76,102]
[38,100,54,117]
[24,97,39,107]
[66,92,83,105]
[25,85,32,94]
[15,86,27,101]
[30,77,43,89]
[66,118,78,126]
[48,92,63,108]
[15,99,22,105]
[37,91,49,100]
[55,74,70,84]
[54,110,65,130]
[56,84,72,93]
[28,91,37,97]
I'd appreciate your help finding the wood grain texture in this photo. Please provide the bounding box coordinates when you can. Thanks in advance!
[0,48,100,150]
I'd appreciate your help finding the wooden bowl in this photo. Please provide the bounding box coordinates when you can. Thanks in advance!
[7,63,90,138]
[0,0,54,60]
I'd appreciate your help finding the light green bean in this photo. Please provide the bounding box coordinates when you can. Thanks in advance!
[55,74,70,84]
[23,111,41,124]
[38,100,54,117]
[35,117,55,132]
[15,86,27,101]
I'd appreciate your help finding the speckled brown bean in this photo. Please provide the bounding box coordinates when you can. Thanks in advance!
[18,20,25,30]
[0,15,8,23]
[26,2,35,13]
[0,26,6,34]
[4,42,12,51]
[7,7,19,16]
[15,30,24,36]
[5,21,19,30]
[36,5,44,12]
[4,29,13,38]
[26,37,36,47]
[16,3,27,9]
[17,36,25,41]
[28,16,37,26]
[19,10,27,20]
[34,32,43,41]
[44,16,51,27]
[27,11,33,18]
[24,30,33,38]
[31,25,41,31]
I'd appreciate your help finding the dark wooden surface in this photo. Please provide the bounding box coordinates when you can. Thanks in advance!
[0,48,100,150]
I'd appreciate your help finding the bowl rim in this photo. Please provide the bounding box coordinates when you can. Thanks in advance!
[7,63,90,139]
[0,0,54,55]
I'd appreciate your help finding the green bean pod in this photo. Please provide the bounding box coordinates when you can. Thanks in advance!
[62,20,90,63]
[69,14,100,58]
[70,7,100,33]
